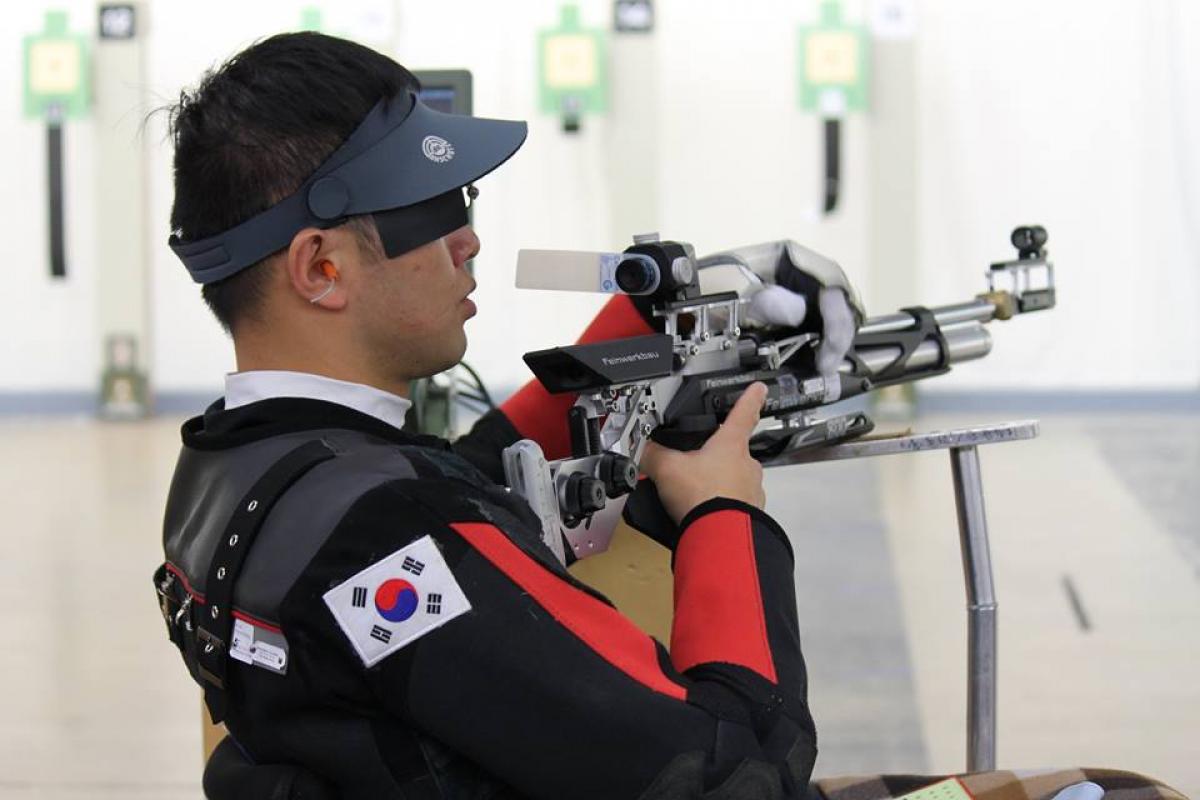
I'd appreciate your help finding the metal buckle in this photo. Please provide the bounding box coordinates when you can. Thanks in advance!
[173,594,193,632]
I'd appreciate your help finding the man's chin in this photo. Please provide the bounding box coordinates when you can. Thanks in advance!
[397,327,468,381]
[431,338,468,377]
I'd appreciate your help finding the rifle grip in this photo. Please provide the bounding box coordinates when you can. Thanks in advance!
[649,415,719,452]
[622,479,682,551]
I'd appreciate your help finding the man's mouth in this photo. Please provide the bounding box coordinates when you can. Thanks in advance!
[461,284,478,318]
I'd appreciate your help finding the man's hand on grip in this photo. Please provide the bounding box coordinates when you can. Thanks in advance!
[639,383,768,525]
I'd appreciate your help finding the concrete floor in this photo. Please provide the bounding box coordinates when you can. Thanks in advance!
[0,411,1196,798]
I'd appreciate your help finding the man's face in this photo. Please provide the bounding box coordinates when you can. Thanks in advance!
[353,224,481,384]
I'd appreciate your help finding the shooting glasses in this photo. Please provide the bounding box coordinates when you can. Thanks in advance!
[169,89,528,284]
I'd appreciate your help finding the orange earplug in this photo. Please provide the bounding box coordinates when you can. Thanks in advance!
[310,261,340,305]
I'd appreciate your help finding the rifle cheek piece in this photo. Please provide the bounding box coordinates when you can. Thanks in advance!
[523,334,675,395]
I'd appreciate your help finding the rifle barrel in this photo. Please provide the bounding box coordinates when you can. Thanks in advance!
[857,298,998,336]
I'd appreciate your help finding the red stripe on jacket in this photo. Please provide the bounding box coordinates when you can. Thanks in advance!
[501,294,654,460]
[670,510,779,683]
[449,521,687,701]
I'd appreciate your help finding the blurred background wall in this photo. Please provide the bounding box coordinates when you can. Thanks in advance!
[2,2,1198,793]
[1,0,1197,408]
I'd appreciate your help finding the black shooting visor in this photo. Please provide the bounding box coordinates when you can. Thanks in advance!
[373,186,469,260]
[169,89,527,284]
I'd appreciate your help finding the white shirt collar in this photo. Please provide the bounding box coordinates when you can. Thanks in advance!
[224,370,412,431]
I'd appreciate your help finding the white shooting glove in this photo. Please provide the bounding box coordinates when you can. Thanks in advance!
[698,240,865,402]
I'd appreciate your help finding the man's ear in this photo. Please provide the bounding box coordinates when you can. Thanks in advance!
[284,228,348,311]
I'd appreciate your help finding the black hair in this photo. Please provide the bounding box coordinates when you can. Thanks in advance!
[168,32,419,333]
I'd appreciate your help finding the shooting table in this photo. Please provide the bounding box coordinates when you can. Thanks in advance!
[766,419,1041,772]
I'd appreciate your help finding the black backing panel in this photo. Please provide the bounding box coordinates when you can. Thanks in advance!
[47,120,66,278]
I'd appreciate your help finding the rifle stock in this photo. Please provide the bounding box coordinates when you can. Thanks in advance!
[505,227,1055,562]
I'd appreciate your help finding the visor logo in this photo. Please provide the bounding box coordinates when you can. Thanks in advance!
[422,135,455,164]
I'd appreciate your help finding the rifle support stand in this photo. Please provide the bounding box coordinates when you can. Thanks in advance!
[767,419,1040,772]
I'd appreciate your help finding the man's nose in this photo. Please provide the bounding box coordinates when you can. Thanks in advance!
[448,226,480,268]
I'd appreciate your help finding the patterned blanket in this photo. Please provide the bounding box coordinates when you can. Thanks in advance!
[814,768,1189,800]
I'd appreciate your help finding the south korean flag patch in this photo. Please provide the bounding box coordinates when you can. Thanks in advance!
[324,535,471,667]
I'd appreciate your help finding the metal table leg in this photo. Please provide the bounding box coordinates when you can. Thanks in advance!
[950,445,998,772]
[771,421,1038,772]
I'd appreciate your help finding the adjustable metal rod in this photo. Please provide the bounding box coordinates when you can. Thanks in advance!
[770,421,1036,771]
[949,445,998,772]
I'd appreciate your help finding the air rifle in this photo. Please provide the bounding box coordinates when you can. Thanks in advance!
[503,227,1055,564]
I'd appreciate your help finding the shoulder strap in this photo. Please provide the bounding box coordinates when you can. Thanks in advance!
[196,439,337,723]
